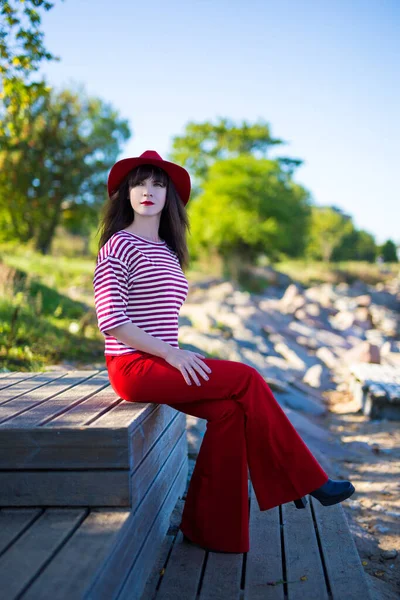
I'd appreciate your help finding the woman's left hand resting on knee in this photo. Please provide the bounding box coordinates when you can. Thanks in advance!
[164,347,212,387]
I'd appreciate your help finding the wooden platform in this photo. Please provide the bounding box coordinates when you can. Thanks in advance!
[349,362,400,420]
[0,369,373,599]
[140,483,373,600]
[0,368,188,599]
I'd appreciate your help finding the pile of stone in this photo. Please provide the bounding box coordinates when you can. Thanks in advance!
[178,272,400,419]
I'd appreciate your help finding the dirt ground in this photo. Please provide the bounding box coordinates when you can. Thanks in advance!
[323,390,400,599]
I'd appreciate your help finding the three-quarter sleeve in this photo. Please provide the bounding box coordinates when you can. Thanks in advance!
[93,252,132,335]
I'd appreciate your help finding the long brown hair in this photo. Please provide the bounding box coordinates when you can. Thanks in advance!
[96,164,190,271]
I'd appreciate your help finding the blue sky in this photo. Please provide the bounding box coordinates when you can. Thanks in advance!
[38,0,399,245]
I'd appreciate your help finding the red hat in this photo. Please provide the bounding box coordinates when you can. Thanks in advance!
[107,150,191,205]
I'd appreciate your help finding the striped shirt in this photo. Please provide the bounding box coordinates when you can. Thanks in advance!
[93,229,189,356]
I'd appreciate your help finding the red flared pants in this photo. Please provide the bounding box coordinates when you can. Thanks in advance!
[105,351,329,553]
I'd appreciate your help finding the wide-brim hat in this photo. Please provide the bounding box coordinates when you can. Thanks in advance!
[107,150,191,205]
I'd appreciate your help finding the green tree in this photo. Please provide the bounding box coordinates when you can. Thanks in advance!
[380,239,398,262]
[306,206,354,262]
[332,227,377,262]
[168,117,303,197]
[0,84,130,253]
[187,154,312,271]
[0,0,60,80]
[0,0,61,136]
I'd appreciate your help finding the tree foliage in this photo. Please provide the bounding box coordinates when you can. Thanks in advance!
[187,154,311,262]
[0,0,61,121]
[0,85,130,253]
[306,206,355,262]
[168,117,303,197]
[332,227,377,262]
[380,239,398,262]
[0,0,59,79]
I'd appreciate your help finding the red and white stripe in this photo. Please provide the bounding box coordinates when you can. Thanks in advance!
[93,230,189,356]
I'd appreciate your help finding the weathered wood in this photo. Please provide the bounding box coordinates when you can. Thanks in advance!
[86,434,188,599]
[350,362,400,420]
[140,482,372,600]
[130,412,187,507]
[118,465,188,600]
[245,484,284,599]
[0,427,129,469]
[0,368,190,599]
[0,470,131,506]
[0,371,186,506]
[281,500,328,599]
[0,508,42,553]
[0,371,98,412]
[0,508,90,598]
[20,509,130,600]
[0,371,108,426]
[311,496,373,599]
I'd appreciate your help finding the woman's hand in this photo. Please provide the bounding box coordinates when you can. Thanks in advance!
[164,347,212,386]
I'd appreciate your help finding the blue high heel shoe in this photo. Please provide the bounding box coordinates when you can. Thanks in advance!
[293,478,355,509]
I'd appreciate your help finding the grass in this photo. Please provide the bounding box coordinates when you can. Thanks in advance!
[272,259,399,287]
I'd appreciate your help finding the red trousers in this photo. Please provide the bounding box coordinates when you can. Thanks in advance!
[106,351,329,553]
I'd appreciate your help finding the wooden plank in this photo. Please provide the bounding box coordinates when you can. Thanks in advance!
[0,406,182,473]
[41,387,123,427]
[199,542,243,599]
[0,470,130,506]
[245,483,284,600]
[0,427,129,469]
[0,372,109,428]
[84,432,188,599]
[21,509,131,600]
[0,372,44,391]
[130,411,186,510]
[310,496,373,599]
[139,533,176,599]
[0,508,42,554]
[117,460,189,600]
[129,404,184,470]
[90,398,160,429]
[0,372,68,407]
[282,500,328,600]
[0,508,87,599]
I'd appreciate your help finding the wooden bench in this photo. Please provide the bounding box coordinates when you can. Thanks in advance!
[0,368,188,599]
[349,362,400,420]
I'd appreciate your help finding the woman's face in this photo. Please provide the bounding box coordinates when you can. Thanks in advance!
[129,176,167,216]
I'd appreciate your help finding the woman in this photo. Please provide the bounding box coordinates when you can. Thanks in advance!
[93,150,355,554]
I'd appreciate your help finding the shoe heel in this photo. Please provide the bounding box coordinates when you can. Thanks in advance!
[293,496,308,509]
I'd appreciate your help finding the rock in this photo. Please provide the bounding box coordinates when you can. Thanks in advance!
[303,363,334,390]
[262,377,290,392]
[279,283,306,313]
[347,499,362,510]
[340,341,381,364]
[315,347,338,369]
[304,284,335,307]
[275,387,327,416]
[329,310,355,330]
[355,294,372,307]
[295,335,319,350]
[305,303,321,317]
[354,307,373,329]
[370,305,399,336]
[274,342,309,371]
[380,550,398,560]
